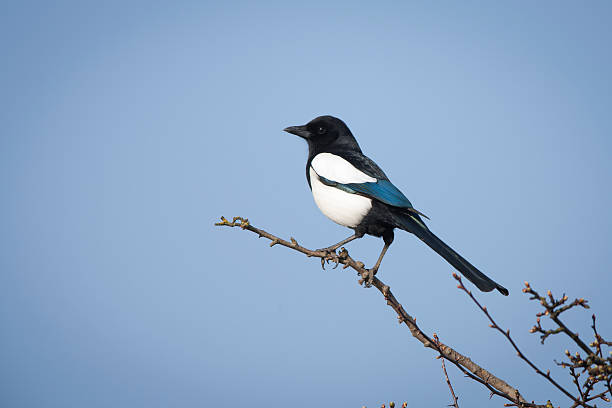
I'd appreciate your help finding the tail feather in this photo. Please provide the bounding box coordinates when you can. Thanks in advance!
[398,213,509,296]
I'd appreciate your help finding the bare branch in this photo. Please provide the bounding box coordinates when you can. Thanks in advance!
[525,284,611,406]
[523,284,591,355]
[591,315,612,397]
[434,333,459,408]
[452,274,586,407]
[216,216,550,408]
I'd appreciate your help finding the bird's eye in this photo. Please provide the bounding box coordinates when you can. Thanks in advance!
[317,127,326,134]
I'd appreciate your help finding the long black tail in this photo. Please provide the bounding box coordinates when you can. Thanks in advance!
[398,213,509,296]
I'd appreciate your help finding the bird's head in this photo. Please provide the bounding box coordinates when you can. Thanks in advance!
[284,115,361,153]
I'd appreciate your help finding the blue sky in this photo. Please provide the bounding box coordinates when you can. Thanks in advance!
[1,1,611,407]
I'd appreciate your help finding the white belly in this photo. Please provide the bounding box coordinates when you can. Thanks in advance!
[309,167,372,228]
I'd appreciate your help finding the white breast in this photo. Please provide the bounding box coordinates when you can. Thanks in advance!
[309,153,373,228]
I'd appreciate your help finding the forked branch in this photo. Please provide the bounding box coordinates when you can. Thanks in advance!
[215,216,548,407]
[454,275,611,408]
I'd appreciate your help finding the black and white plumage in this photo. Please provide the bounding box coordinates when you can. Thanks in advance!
[284,115,508,296]
[309,153,375,228]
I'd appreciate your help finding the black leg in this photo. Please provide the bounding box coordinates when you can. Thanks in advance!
[371,242,391,274]
[366,230,394,285]
[318,233,361,252]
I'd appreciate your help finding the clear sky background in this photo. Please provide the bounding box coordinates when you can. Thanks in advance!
[1,1,611,407]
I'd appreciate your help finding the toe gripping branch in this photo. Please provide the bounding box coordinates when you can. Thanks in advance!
[215,216,374,288]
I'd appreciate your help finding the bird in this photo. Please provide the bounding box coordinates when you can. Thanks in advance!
[284,115,508,295]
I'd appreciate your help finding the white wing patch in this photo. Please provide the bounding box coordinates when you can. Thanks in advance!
[311,153,376,184]
[309,166,372,228]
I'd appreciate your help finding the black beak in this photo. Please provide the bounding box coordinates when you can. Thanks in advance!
[283,125,311,139]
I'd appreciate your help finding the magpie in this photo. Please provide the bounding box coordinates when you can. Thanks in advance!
[284,115,508,295]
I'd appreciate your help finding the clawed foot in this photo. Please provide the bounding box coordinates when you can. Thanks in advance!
[316,244,341,254]
[362,267,378,288]
[317,247,340,270]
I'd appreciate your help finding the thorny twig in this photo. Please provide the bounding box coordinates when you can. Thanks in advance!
[215,216,550,408]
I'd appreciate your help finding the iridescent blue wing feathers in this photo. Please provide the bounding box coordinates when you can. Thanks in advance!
[316,174,429,219]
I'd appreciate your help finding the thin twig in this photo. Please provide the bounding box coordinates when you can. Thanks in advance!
[528,285,611,406]
[591,315,612,397]
[434,333,459,408]
[524,285,591,355]
[453,274,591,408]
[215,216,550,408]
